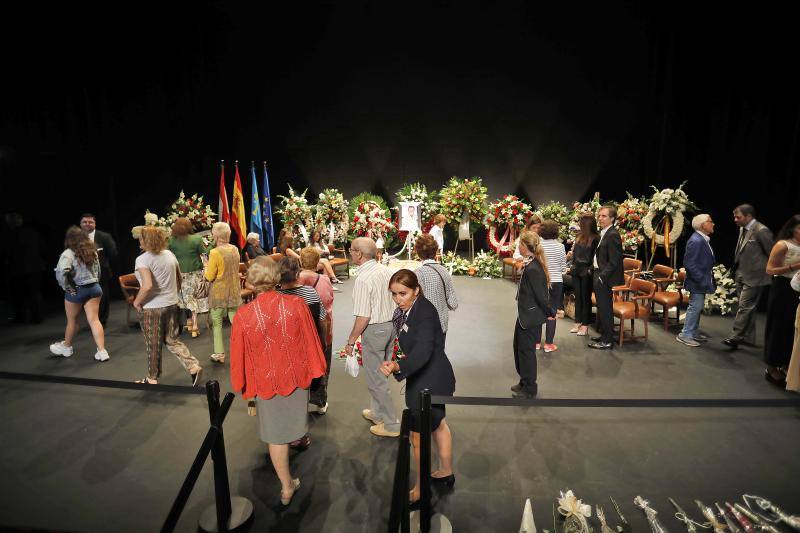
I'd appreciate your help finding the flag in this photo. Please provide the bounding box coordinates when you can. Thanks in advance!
[218,161,230,224]
[230,161,247,249]
[261,162,275,252]
[249,162,264,247]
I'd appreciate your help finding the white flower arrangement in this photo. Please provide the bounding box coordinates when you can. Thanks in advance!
[314,188,349,243]
[704,264,737,315]
[394,183,439,222]
[157,191,216,232]
[642,182,697,248]
[471,250,502,278]
[277,186,314,244]
[441,251,471,275]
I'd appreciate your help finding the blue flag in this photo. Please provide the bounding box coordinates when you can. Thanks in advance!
[249,163,264,248]
[261,162,275,252]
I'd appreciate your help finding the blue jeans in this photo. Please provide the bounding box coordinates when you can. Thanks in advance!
[680,292,706,339]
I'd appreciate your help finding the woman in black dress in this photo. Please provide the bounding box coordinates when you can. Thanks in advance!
[567,214,599,336]
[380,269,456,507]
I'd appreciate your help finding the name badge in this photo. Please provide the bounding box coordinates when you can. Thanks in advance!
[402,324,409,332]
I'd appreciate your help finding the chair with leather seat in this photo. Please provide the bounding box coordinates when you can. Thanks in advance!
[502,257,523,282]
[118,273,140,327]
[623,257,643,278]
[612,277,656,346]
[652,268,683,330]
[327,244,350,279]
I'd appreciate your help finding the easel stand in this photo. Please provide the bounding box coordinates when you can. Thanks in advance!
[452,234,475,262]
[645,242,677,271]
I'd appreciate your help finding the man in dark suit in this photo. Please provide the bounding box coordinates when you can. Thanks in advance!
[80,213,117,326]
[676,214,716,347]
[722,204,773,349]
[589,206,625,349]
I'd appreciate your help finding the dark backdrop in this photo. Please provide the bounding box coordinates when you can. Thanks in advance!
[2,2,799,298]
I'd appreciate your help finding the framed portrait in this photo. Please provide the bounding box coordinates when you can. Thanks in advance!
[399,201,422,232]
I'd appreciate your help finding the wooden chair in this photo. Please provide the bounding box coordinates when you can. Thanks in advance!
[327,244,350,279]
[269,253,283,262]
[623,258,643,278]
[612,277,656,346]
[652,269,684,330]
[238,262,255,303]
[651,264,675,290]
[118,273,140,327]
[502,257,522,282]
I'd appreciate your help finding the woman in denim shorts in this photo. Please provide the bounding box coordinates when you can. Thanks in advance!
[50,226,109,361]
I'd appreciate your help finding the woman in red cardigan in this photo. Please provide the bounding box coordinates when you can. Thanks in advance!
[230,256,327,506]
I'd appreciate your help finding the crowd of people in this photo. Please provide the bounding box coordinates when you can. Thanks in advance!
[41,203,800,506]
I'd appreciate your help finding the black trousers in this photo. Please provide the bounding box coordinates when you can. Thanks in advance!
[593,272,614,343]
[513,319,539,393]
[573,273,593,325]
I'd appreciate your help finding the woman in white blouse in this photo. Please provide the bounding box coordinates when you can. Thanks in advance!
[538,219,566,353]
[428,214,446,255]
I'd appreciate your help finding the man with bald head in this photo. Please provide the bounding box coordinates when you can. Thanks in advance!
[344,237,400,437]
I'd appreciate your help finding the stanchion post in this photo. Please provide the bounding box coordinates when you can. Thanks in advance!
[420,389,432,533]
[388,409,412,533]
[206,381,232,532]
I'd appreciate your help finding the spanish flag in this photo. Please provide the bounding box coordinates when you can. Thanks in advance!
[230,161,247,248]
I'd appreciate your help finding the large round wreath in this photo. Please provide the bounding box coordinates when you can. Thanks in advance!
[314,188,349,244]
[438,176,488,234]
[642,182,696,251]
[277,185,314,245]
[485,194,533,255]
[348,192,396,248]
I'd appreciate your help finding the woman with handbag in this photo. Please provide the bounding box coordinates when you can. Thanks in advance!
[380,269,457,509]
[413,233,458,340]
[168,217,211,338]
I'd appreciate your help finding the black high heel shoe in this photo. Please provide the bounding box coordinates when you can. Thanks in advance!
[431,474,456,488]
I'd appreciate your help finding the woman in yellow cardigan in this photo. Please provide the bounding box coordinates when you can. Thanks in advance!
[205,222,242,363]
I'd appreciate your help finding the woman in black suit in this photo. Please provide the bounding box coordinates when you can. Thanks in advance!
[511,230,551,398]
[380,269,456,507]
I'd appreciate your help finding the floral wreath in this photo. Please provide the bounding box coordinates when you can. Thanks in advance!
[349,195,396,247]
[535,201,571,241]
[438,177,488,235]
[616,194,648,254]
[314,188,349,244]
[485,195,533,255]
[277,185,314,245]
[569,197,603,240]
[642,182,696,256]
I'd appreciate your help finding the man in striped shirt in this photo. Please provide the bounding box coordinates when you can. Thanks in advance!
[344,237,400,437]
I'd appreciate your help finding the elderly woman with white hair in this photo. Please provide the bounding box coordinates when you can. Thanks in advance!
[245,232,268,260]
[676,213,716,347]
[204,222,242,363]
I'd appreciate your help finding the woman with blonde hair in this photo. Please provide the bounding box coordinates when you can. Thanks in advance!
[230,256,327,505]
[204,222,242,363]
[511,230,551,398]
[168,217,210,338]
[50,226,109,362]
[133,226,202,385]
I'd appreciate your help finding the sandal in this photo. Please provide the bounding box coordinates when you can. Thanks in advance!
[210,353,226,363]
[281,478,301,506]
[135,377,158,384]
[191,328,200,338]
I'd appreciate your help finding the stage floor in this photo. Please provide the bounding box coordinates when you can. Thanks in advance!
[1,277,798,532]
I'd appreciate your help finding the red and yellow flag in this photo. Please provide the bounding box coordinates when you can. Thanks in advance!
[230,161,247,248]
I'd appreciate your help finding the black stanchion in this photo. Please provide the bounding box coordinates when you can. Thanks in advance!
[419,389,432,533]
[388,410,411,533]
[197,381,254,533]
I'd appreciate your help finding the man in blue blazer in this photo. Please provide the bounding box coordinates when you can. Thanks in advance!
[676,214,716,347]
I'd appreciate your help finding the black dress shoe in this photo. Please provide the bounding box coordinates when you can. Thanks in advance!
[590,335,603,342]
[431,474,456,488]
[510,382,523,393]
[765,371,787,387]
[721,338,739,349]
[512,388,537,399]
[588,341,613,350]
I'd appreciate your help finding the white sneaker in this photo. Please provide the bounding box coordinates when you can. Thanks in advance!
[94,349,110,362]
[50,341,73,357]
[317,402,329,415]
